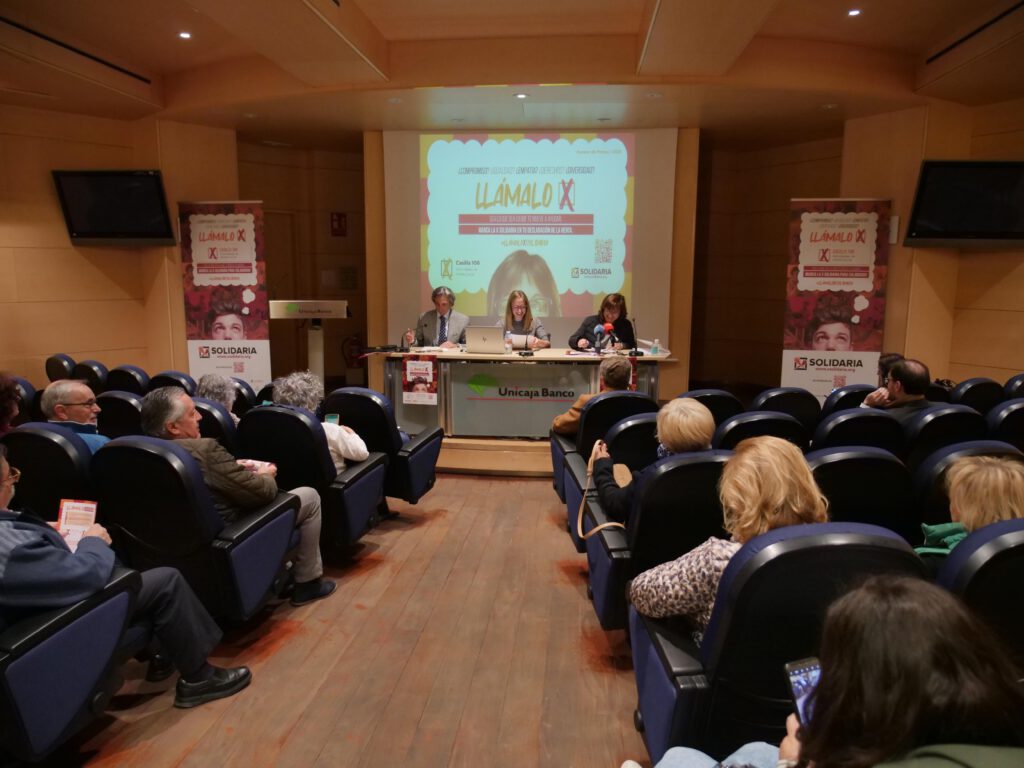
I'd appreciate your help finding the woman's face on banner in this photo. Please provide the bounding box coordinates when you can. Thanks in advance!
[211,313,246,340]
[811,321,852,351]
[519,274,553,317]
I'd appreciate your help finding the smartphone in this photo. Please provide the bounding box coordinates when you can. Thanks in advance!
[784,657,821,724]
[325,413,340,425]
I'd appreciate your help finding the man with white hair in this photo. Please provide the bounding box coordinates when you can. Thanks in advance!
[41,379,109,453]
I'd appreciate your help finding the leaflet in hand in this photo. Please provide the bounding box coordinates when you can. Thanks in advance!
[237,459,275,473]
[57,499,98,553]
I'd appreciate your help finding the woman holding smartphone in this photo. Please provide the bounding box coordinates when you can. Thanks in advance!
[627,576,1024,768]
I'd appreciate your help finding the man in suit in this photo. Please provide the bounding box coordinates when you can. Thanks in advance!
[0,445,251,708]
[551,355,633,436]
[405,286,469,348]
[862,358,934,426]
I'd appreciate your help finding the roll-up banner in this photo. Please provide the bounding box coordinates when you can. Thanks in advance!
[179,201,272,390]
[781,199,891,402]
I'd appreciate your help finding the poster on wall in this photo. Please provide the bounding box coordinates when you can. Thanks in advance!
[179,201,272,390]
[781,199,891,402]
[402,355,438,405]
[420,133,634,318]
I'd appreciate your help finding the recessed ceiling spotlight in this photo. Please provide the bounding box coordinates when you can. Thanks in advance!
[821,103,839,110]
[645,91,663,99]
[847,9,861,16]
[597,117,611,122]
[242,112,258,119]
[387,96,403,104]
[178,31,192,39]
[514,92,528,99]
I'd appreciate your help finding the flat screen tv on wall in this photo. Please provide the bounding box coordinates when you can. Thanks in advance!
[51,169,176,246]
[904,160,1024,247]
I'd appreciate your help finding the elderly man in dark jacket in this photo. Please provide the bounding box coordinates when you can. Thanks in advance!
[0,445,250,708]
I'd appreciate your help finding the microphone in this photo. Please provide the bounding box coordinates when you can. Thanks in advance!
[603,322,618,347]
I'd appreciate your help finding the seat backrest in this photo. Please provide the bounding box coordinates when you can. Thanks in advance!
[323,387,403,454]
[925,382,952,403]
[1004,373,1024,400]
[751,387,821,432]
[44,354,75,382]
[811,409,903,454]
[148,370,197,395]
[820,383,875,418]
[903,404,988,471]
[91,436,224,563]
[697,523,925,755]
[237,404,337,490]
[679,389,743,426]
[628,451,731,574]
[230,377,257,417]
[71,360,109,394]
[106,365,150,395]
[912,439,1024,526]
[951,377,1004,415]
[576,391,659,455]
[987,398,1024,451]
[255,382,274,405]
[0,423,94,521]
[936,518,1024,663]
[9,376,35,428]
[604,412,659,472]
[712,411,808,451]
[805,447,917,542]
[194,396,239,452]
[95,391,143,439]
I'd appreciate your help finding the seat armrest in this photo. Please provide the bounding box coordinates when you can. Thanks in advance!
[550,430,577,456]
[398,426,444,457]
[334,452,388,486]
[640,613,706,677]
[216,492,300,545]
[598,526,629,553]
[0,568,141,657]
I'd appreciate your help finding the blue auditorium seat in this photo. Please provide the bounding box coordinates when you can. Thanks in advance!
[1,423,94,521]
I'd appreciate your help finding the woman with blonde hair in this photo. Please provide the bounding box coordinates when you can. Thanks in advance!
[917,455,1024,559]
[629,436,828,640]
[591,397,716,522]
[494,290,550,350]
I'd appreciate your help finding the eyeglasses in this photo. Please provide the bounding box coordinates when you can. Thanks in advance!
[1,467,20,486]
[60,399,98,408]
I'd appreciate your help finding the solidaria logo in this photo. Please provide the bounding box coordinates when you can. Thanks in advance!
[795,358,863,369]
[211,346,258,355]
[571,267,612,278]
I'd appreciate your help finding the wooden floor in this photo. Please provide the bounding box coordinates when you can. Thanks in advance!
[48,475,648,767]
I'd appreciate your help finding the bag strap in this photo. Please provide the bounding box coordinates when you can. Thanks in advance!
[576,462,625,541]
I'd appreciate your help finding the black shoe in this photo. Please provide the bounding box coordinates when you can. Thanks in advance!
[174,666,252,709]
[145,652,176,683]
[290,578,337,607]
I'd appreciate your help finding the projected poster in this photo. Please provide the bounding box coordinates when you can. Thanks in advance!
[421,133,634,318]
[781,199,891,402]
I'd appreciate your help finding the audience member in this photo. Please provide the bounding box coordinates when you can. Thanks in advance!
[626,577,1024,768]
[196,373,240,424]
[141,387,335,607]
[405,286,469,348]
[274,370,369,474]
[590,397,715,522]
[568,292,636,351]
[917,455,1024,560]
[41,379,109,453]
[877,351,905,387]
[862,358,934,425]
[495,290,551,350]
[0,374,19,435]
[551,355,633,436]
[0,445,251,708]
[628,436,828,642]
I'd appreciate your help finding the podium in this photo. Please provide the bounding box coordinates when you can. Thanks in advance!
[269,300,348,380]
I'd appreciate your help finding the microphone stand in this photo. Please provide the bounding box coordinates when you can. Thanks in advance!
[628,317,643,356]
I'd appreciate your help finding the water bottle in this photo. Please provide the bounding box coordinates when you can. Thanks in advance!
[504,331,513,354]
[650,338,660,355]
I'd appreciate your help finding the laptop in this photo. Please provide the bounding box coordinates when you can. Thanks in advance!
[464,325,507,354]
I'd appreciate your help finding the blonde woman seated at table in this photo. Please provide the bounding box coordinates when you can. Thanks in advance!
[273,370,369,474]
[628,435,828,643]
[591,397,715,523]
[495,290,550,350]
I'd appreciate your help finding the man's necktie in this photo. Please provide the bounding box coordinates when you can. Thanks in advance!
[438,314,448,345]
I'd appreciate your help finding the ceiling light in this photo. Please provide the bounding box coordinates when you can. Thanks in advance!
[597,117,611,122]
[178,31,192,39]
[821,103,839,110]
[514,92,528,99]
[847,9,861,16]
[242,112,258,119]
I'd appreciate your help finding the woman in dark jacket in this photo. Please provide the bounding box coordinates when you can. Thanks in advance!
[568,293,636,351]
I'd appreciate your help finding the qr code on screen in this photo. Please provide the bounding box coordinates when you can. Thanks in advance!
[594,239,612,263]
[833,375,846,388]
